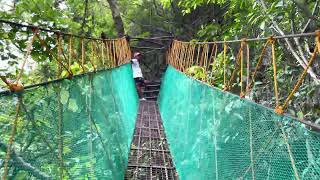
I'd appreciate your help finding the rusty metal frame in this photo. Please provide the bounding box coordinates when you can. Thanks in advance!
[125,101,178,180]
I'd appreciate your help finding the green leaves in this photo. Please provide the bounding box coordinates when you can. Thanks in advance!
[60,87,79,112]
[165,0,226,14]
[186,66,207,80]
[0,0,120,87]
[197,24,220,40]
[68,98,79,112]
[60,88,69,105]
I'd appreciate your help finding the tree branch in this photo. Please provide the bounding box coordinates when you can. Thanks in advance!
[0,142,52,180]
[293,0,318,21]
[258,0,319,83]
[290,4,296,34]
[153,0,164,17]
[107,0,125,37]
[79,0,89,35]
[293,0,320,77]
[122,15,173,35]
[131,39,167,46]
[301,0,319,33]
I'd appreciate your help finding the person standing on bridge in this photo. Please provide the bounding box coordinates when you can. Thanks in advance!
[131,52,146,100]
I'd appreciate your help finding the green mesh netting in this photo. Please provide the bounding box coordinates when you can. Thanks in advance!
[158,65,320,180]
[0,64,138,179]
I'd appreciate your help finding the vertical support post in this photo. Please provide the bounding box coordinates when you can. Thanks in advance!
[246,43,250,93]
[57,33,62,78]
[196,44,201,66]
[280,123,300,180]
[81,38,85,72]
[101,40,105,67]
[68,35,73,73]
[249,106,255,180]
[57,86,64,179]
[2,96,22,180]
[87,75,94,178]
[270,37,280,107]
[223,41,227,90]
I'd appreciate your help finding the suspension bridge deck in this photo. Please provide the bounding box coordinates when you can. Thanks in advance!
[125,100,178,180]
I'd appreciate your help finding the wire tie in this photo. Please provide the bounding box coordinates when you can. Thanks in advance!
[274,105,284,115]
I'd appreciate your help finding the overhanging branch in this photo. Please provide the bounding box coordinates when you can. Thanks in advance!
[301,0,319,33]
[258,0,320,83]
[0,142,52,180]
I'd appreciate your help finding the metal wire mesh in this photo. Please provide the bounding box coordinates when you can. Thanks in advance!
[125,101,179,180]
[158,65,320,180]
[0,64,138,179]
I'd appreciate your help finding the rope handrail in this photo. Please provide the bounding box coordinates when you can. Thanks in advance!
[0,19,123,41]
[0,67,113,96]
[167,31,320,129]
[130,36,174,40]
[0,21,132,93]
[174,31,318,44]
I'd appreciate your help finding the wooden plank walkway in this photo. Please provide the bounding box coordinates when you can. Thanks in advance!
[125,100,178,180]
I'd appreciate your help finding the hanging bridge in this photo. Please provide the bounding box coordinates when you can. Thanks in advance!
[0,20,320,180]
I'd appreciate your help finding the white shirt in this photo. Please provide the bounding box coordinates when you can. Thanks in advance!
[131,59,143,78]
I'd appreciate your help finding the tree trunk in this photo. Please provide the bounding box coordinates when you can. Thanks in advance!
[107,0,125,37]
[259,0,320,84]
[80,0,89,35]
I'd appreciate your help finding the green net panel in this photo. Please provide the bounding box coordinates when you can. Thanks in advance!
[158,65,320,180]
[0,64,138,179]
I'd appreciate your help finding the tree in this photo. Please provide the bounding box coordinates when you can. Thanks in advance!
[106,0,125,37]
[158,0,320,122]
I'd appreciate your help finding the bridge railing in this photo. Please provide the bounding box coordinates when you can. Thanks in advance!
[0,21,138,180]
[166,31,320,124]
[0,20,131,93]
[158,65,320,179]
